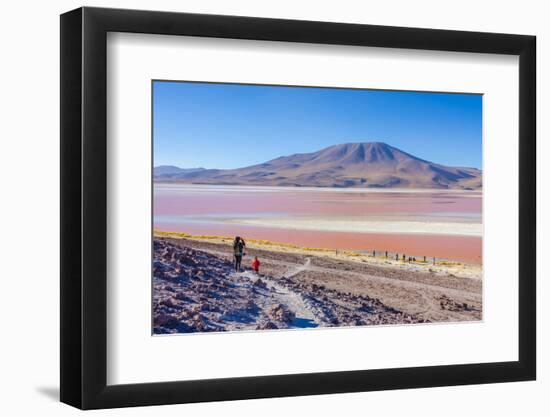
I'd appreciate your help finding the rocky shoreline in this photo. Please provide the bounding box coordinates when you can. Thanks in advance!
[153,238,433,334]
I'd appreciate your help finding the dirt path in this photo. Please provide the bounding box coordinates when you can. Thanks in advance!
[153,237,481,334]
[180,241,481,322]
[201,245,478,299]
[235,270,319,328]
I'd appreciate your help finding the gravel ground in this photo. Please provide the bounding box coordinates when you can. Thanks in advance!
[153,237,481,334]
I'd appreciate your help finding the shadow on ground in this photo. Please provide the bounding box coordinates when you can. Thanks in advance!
[35,386,59,401]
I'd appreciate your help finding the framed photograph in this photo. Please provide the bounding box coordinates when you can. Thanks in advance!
[60,7,536,409]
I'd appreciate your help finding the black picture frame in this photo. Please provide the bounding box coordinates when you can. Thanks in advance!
[60,6,536,410]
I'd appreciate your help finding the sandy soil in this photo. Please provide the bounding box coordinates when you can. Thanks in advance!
[153,235,482,334]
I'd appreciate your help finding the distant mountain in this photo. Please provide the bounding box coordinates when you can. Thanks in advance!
[153,142,481,189]
[153,165,206,178]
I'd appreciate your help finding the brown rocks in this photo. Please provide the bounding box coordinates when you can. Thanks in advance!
[160,297,177,308]
[256,321,278,330]
[155,313,179,328]
[438,295,470,312]
[267,304,295,323]
[253,278,267,288]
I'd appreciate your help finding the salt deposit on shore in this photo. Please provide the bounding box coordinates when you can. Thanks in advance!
[155,183,482,195]
[223,215,482,237]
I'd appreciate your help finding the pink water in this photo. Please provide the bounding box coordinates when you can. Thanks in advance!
[154,184,482,264]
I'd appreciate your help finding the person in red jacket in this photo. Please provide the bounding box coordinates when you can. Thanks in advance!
[252,256,261,273]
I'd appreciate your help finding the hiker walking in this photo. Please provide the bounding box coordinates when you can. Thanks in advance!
[233,236,246,272]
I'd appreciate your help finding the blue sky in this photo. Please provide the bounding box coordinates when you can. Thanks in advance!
[153,81,482,169]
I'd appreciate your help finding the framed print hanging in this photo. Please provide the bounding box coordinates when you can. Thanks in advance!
[60,6,536,409]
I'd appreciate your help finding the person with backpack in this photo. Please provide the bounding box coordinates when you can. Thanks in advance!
[233,236,246,272]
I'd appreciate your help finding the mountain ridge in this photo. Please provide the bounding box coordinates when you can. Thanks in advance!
[154,142,481,189]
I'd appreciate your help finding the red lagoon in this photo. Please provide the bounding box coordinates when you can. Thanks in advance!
[154,184,482,264]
